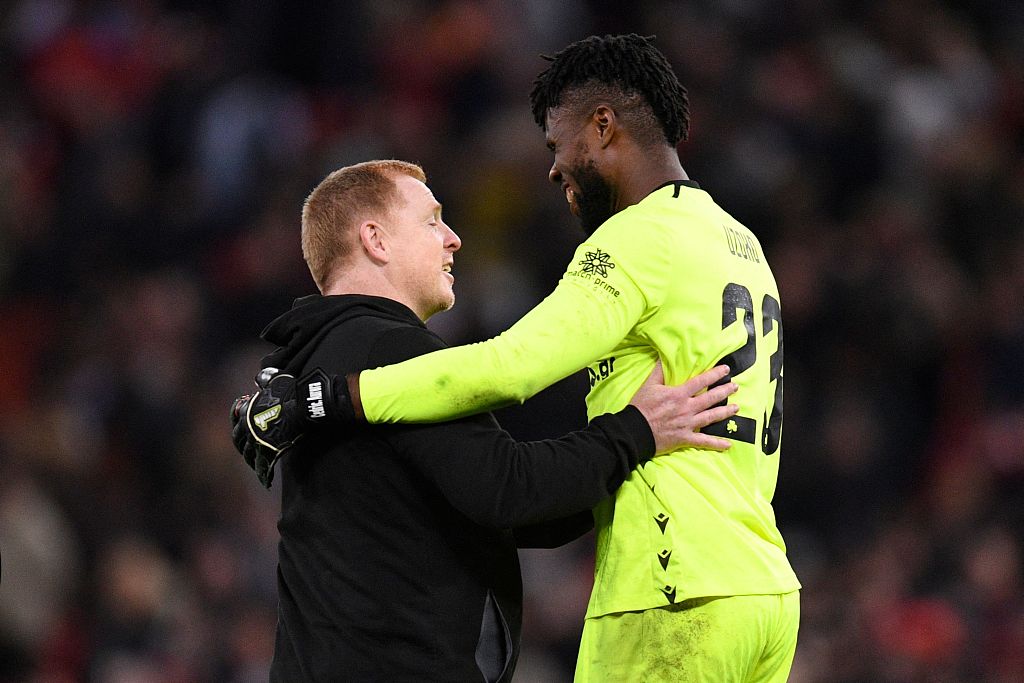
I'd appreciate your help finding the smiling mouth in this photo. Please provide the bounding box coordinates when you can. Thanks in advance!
[565,186,580,216]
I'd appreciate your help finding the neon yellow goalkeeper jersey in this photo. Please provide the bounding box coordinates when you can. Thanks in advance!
[360,180,800,616]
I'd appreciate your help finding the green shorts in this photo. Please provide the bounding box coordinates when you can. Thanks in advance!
[574,591,800,682]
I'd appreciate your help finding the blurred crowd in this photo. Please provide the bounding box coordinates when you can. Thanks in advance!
[0,0,1022,681]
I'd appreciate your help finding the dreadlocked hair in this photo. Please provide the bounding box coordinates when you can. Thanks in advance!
[529,34,690,146]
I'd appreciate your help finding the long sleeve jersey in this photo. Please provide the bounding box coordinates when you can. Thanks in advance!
[354,181,801,617]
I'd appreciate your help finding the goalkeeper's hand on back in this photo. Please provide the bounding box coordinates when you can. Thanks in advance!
[230,367,358,488]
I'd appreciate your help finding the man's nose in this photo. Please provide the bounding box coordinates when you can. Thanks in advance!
[445,224,462,252]
[548,163,562,185]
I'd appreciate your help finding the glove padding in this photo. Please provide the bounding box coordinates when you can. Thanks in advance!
[230,367,350,488]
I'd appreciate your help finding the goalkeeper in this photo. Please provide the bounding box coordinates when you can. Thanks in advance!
[237,35,800,681]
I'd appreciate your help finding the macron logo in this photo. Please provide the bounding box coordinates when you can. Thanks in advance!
[306,381,326,420]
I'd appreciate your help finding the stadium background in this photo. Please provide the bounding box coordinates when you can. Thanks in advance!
[0,0,1022,680]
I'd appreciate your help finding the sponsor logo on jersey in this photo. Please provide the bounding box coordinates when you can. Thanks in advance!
[586,356,617,388]
[578,248,616,277]
[566,248,621,297]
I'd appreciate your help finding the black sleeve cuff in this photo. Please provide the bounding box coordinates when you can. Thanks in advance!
[588,404,657,471]
[616,404,657,462]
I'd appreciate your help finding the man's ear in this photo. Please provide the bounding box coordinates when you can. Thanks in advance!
[359,221,389,264]
[593,105,617,149]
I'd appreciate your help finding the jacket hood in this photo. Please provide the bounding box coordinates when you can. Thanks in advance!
[260,294,422,374]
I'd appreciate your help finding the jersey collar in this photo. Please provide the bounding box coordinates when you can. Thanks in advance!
[652,179,701,198]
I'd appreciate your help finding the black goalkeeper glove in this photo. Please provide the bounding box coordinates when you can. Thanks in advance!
[231,368,297,488]
[230,367,357,489]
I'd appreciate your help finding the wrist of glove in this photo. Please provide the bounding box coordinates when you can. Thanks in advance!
[295,368,357,426]
[229,367,358,489]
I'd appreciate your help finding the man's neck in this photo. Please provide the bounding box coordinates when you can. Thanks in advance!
[322,270,427,322]
[612,146,688,212]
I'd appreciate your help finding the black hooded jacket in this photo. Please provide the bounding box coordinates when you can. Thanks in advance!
[262,294,655,682]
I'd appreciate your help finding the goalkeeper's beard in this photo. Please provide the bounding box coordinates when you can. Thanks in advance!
[572,160,615,236]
